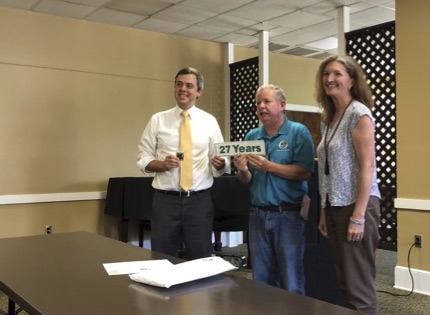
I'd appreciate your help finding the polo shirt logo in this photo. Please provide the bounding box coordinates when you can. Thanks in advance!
[278,140,288,150]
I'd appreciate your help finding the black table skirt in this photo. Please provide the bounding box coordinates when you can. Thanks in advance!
[104,175,251,232]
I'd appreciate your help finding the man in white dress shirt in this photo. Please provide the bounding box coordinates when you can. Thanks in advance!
[137,67,229,260]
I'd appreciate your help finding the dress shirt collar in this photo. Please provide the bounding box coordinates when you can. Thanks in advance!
[175,105,196,118]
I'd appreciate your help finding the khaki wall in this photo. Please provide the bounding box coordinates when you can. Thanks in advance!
[0,7,319,240]
[0,7,225,238]
[396,0,430,270]
[233,46,320,106]
[0,7,225,195]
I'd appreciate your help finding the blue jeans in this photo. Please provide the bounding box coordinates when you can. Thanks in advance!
[249,208,305,294]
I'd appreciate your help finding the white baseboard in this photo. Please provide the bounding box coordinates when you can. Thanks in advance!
[0,191,106,205]
[394,198,430,211]
[394,265,430,296]
[287,103,319,113]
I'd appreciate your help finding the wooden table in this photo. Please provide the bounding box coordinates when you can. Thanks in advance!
[0,232,361,315]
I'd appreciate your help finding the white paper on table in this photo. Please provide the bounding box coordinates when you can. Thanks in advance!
[129,275,237,300]
[129,256,237,288]
[103,259,173,275]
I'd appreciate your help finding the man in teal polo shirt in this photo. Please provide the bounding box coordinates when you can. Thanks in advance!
[234,84,314,294]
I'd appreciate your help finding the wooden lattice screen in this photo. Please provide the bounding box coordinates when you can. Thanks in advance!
[346,21,397,251]
[229,57,260,173]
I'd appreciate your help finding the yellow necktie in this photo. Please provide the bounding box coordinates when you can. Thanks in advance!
[180,111,192,191]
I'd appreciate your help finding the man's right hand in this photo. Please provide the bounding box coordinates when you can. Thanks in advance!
[163,155,180,171]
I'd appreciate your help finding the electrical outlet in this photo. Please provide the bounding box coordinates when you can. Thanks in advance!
[414,235,422,248]
[45,225,52,235]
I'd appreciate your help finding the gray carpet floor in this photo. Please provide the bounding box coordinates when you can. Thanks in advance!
[374,249,430,315]
[1,248,429,315]
[223,246,430,315]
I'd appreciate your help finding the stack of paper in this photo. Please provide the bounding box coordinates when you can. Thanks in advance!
[103,256,237,288]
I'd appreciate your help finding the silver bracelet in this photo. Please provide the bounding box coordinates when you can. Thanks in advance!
[349,217,365,225]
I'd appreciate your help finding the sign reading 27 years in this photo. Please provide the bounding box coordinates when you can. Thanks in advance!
[215,140,266,156]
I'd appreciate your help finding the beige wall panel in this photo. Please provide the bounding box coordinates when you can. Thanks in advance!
[396,0,430,199]
[0,64,171,194]
[397,1,430,190]
[396,0,430,272]
[0,8,223,83]
[0,8,225,195]
[0,201,114,238]
[233,46,258,62]
[397,210,429,269]
[269,53,320,106]
[233,46,320,106]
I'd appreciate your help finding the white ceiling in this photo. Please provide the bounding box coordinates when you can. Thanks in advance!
[0,0,395,59]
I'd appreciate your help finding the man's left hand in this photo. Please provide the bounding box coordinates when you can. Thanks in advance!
[247,153,268,171]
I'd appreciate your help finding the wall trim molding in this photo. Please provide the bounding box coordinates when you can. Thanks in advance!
[0,191,106,205]
[287,104,320,113]
[394,198,430,211]
[395,266,430,296]
[2,194,428,210]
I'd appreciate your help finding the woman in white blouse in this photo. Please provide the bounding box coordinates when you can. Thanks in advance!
[315,55,381,315]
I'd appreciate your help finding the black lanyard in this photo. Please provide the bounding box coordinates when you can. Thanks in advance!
[324,102,352,175]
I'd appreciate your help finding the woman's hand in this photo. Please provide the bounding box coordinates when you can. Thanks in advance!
[347,219,365,242]
[318,208,329,238]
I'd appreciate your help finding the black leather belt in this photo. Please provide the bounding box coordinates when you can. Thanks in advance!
[155,189,210,197]
[253,205,300,212]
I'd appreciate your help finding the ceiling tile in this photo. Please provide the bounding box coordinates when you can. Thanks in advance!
[300,20,337,38]
[236,28,257,36]
[249,25,295,38]
[322,3,374,19]
[153,4,218,24]
[328,0,361,5]
[0,0,396,58]
[214,33,258,46]
[282,46,320,56]
[85,8,145,26]
[33,0,97,19]
[268,9,332,29]
[351,6,395,27]
[302,0,337,14]
[65,0,111,6]
[176,25,227,41]
[381,1,395,9]
[0,0,40,10]
[198,14,257,32]
[225,1,295,22]
[264,0,322,10]
[106,0,171,15]
[304,37,338,50]
[181,0,254,14]
[362,0,394,5]
[268,42,290,51]
[271,28,327,46]
[134,17,188,34]
[248,41,291,52]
